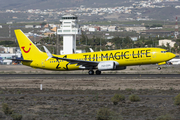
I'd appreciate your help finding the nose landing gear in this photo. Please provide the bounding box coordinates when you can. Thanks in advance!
[157,66,161,70]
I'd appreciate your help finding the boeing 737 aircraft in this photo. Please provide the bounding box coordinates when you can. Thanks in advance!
[14,29,176,75]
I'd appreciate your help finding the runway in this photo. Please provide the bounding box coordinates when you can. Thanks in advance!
[0,74,180,78]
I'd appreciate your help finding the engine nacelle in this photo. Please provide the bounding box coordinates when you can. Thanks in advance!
[116,66,126,70]
[98,61,117,71]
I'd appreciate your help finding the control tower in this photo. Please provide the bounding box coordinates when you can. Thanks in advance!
[57,15,81,54]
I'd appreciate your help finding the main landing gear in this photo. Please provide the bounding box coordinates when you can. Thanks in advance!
[96,70,101,75]
[88,70,101,75]
[157,66,161,70]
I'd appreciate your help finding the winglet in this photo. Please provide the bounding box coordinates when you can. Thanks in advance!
[43,46,53,61]
[89,48,94,52]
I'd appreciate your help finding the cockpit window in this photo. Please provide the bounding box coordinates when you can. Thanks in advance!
[161,51,167,53]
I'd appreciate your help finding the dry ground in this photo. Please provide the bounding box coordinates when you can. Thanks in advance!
[0,65,180,120]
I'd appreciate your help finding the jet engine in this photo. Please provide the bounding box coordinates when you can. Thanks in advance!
[97,61,125,71]
[98,61,126,71]
[98,61,116,71]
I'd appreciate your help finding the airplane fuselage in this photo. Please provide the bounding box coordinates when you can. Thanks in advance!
[14,29,176,75]
[23,48,174,71]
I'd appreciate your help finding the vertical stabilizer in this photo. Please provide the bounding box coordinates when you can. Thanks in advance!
[14,29,43,60]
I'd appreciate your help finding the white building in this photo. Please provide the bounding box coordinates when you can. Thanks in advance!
[6,22,13,24]
[108,26,117,32]
[0,47,21,65]
[107,36,114,39]
[39,28,51,33]
[159,39,176,47]
[130,37,138,41]
[100,26,108,31]
[35,25,41,28]
[124,27,146,32]
[150,27,163,30]
[57,15,81,54]
[175,6,180,9]
[3,47,20,54]
[81,25,89,31]
[89,28,96,32]
[60,50,85,55]
[25,25,34,28]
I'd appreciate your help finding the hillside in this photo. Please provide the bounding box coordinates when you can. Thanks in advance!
[143,7,180,20]
[0,0,128,10]
[0,0,180,22]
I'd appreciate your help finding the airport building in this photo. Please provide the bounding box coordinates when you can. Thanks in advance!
[57,15,81,55]
[0,47,21,65]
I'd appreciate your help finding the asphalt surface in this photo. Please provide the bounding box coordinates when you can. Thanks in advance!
[0,74,180,78]
[0,94,175,98]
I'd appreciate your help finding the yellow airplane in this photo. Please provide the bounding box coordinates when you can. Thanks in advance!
[14,29,175,75]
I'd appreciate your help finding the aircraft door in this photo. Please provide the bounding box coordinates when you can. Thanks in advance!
[41,59,45,67]
[152,50,156,58]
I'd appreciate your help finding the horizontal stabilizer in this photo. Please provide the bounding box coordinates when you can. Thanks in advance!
[11,59,32,62]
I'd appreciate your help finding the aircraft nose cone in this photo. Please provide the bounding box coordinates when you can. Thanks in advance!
[169,53,176,59]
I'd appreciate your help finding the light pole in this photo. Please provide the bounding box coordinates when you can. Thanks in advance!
[100,38,101,51]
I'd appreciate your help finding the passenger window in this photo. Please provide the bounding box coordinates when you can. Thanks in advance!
[161,51,166,53]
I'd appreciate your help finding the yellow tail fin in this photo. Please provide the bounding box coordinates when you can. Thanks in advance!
[15,29,43,60]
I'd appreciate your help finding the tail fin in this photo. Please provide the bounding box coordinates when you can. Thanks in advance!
[15,29,43,60]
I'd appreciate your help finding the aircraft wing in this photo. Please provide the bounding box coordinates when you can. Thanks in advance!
[43,46,99,67]
[52,56,99,66]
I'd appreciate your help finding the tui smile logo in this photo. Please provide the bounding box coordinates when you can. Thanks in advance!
[21,43,32,53]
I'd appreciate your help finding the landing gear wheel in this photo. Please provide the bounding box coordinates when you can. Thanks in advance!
[96,70,101,75]
[157,67,161,70]
[88,70,94,75]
